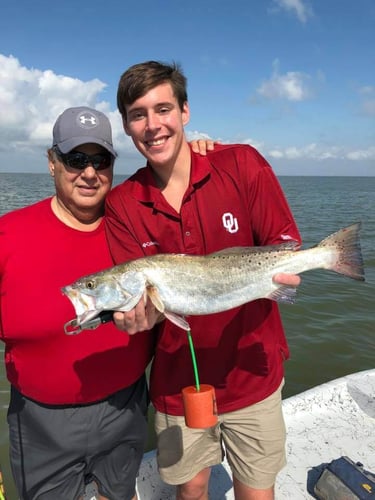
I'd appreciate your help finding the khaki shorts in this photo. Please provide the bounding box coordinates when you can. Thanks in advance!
[154,381,286,489]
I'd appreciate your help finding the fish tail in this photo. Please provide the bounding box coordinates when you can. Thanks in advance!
[317,222,365,281]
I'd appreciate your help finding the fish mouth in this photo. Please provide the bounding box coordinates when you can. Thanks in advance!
[62,286,101,326]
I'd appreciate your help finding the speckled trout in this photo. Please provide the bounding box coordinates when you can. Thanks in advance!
[62,223,364,333]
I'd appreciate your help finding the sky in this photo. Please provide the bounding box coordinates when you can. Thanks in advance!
[0,0,374,176]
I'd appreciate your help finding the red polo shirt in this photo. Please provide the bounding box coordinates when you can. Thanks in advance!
[0,198,154,404]
[105,144,301,415]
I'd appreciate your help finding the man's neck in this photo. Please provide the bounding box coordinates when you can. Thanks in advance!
[51,196,103,231]
[151,141,191,213]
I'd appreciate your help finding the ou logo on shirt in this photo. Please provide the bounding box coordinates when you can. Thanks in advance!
[222,212,239,234]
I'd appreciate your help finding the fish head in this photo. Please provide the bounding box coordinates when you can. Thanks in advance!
[62,269,147,327]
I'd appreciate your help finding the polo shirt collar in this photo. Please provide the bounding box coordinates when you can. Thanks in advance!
[129,152,211,204]
[190,152,212,186]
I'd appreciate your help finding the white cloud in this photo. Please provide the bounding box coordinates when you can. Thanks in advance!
[257,59,313,101]
[186,130,213,141]
[346,147,375,161]
[270,0,313,23]
[185,134,373,166]
[187,133,375,167]
[241,138,265,151]
[0,54,125,153]
[266,142,375,161]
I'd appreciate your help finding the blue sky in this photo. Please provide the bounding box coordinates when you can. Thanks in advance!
[0,0,374,175]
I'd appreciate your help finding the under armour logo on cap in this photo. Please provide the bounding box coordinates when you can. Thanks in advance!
[78,113,98,127]
[52,106,117,156]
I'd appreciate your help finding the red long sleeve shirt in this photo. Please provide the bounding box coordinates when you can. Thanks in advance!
[0,198,154,404]
[105,144,301,415]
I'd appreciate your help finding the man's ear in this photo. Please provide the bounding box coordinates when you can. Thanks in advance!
[47,151,55,177]
[182,101,190,127]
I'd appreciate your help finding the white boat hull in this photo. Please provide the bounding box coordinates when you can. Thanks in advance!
[135,369,375,499]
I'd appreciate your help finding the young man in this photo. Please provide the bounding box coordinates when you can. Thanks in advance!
[105,61,301,500]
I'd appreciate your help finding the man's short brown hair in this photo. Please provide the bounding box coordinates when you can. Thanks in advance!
[117,60,188,119]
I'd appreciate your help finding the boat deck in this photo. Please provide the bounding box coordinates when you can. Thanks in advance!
[137,369,375,499]
[85,369,375,499]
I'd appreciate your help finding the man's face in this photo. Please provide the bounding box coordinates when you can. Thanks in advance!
[123,82,190,169]
[50,143,113,216]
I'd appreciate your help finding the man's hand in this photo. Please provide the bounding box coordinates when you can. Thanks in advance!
[190,139,215,155]
[273,273,301,286]
[112,296,163,335]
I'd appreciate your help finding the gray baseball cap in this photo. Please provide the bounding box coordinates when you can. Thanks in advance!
[52,106,117,156]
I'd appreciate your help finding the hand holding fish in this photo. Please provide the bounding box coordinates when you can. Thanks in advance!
[112,296,163,335]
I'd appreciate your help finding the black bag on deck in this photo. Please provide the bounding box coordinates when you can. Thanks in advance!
[314,456,375,499]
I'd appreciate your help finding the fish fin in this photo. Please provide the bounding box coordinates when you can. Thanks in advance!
[145,286,190,330]
[163,311,191,331]
[316,222,365,281]
[210,241,300,256]
[119,291,145,311]
[146,286,165,313]
[267,285,297,304]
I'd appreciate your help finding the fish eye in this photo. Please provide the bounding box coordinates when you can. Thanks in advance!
[85,280,96,290]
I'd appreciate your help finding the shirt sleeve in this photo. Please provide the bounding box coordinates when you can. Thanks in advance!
[105,186,145,265]
[242,147,301,247]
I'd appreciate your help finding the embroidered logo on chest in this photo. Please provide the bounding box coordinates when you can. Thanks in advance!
[222,212,239,234]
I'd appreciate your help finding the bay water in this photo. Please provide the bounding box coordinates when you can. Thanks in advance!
[0,173,374,498]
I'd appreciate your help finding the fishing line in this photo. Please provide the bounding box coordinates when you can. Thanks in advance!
[184,329,218,429]
[186,329,200,391]
[0,466,6,500]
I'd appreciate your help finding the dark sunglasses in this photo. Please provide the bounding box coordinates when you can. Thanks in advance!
[53,147,113,171]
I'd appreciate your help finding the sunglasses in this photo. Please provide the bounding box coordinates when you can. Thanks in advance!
[54,147,113,171]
